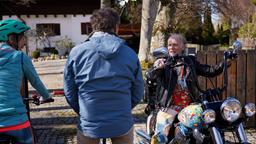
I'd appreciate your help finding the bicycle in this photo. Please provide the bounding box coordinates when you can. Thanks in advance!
[0,95,42,143]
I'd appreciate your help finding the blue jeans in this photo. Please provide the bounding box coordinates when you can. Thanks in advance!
[1,126,34,144]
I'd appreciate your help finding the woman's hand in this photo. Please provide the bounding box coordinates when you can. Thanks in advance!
[153,58,166,69]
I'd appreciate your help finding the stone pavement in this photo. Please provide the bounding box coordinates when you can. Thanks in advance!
[29,96,148,144]
[29,96,256,144]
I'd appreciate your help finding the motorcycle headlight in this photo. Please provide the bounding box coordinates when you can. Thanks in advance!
[220,98,242,122]
[244,103,256,117]
[202,109,216,124]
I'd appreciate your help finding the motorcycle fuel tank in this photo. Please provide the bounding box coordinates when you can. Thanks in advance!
[178,104,203,128]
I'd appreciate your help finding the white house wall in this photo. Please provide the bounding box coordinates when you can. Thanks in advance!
[2,14,91,53]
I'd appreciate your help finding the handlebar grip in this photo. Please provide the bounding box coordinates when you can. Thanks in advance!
[23,97,40,105]
[224,50,238,60]
[41,98,54,104]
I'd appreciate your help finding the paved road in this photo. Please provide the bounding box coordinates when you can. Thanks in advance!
[29,96,147,144]
[30,59,66,91]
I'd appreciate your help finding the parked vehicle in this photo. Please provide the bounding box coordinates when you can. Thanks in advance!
[190,41,255,144]
[136,41,255,144]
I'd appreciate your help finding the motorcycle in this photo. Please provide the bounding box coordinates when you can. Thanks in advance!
[191,41,256,144]
[135,41,256,144]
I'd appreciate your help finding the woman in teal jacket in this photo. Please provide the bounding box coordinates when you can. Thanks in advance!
[0,19,54,144]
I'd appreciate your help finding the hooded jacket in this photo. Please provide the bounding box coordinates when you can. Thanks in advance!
[0,43,50,127]
[64,32,144,138]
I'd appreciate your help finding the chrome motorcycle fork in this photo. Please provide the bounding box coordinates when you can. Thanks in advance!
[236,123,249,143]
[209,127,223,144]
[146,112,155,135]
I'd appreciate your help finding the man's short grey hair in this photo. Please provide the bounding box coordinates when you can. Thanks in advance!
[168,33,187,49]
[90,8,120,33]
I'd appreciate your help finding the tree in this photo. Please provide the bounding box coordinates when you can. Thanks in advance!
[215,24,230,46]
[252,0,256,5]
[148,0,203,61]
[113,0,142,24]
[101,0,112,8]
[138,0,159,67]
[125,0,142,24]
[139,0,201,63]
[202,3,216,44]
[238,13,256,48]
[112,0,256,63]
[239,14,256,38]
[213,0,255,31]
[172,0,203,44]
[150,1,177,50]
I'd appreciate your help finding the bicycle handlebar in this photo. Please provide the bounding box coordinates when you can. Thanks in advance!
[23,96,40,105]
[23,94,54,105]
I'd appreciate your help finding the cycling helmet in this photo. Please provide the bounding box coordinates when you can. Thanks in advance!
[0,19,30,41]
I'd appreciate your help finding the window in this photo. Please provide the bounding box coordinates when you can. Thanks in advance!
[81,22,92,35]
[36,23,61,36]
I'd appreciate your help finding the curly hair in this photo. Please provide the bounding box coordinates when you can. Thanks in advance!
[90,8,120,33]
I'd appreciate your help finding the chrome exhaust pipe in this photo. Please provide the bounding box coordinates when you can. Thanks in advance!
[146,113,154,135]
[209,127,223,144]
[236,123,249,143]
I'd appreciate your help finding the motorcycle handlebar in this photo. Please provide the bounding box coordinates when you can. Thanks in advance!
[153,49,236,102]
[161,55,185,69]
[199,48,238,102]
[224,50,238,60]
[200,88,223,100]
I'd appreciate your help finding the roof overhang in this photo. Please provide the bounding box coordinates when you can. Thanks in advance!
[0,0,100,16]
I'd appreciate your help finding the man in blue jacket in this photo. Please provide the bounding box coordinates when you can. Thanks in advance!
[64,8,144,144]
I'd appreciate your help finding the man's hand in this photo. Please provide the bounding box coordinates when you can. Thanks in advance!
[153,58,166,69]
[225,50,238,60]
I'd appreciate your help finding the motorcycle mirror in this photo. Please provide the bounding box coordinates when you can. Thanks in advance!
[232,40,242,53]
[152,47,169,58]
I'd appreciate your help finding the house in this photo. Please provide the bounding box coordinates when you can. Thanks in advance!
[0,0,100,55]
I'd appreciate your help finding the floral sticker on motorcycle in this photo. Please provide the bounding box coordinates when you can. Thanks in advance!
[178,104,203,128]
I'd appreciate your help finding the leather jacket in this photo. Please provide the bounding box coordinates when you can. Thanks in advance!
[145,55,224,109]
